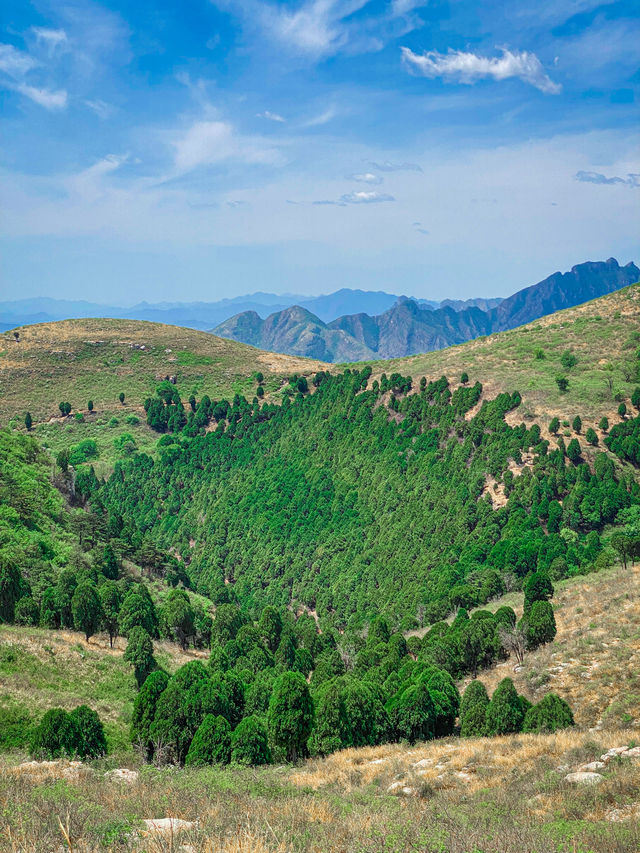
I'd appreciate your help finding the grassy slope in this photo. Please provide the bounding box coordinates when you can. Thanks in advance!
[0,319,326,476]
[1,564,639,851]
[367,283,640,426]
[0,318,326,424]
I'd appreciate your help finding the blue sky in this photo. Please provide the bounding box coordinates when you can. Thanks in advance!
[1,0,639,303]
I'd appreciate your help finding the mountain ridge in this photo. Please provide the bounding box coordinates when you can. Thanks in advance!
[213,259,639,362]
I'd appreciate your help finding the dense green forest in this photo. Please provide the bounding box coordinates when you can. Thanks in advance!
[96,369,638,629]
[2,365,640,769]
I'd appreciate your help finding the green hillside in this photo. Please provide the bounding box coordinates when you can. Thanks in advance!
[372,283,640,425]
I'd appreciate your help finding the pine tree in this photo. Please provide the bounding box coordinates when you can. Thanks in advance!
[185,714,231,766]
[484,678,525,736]
[522,693,574,733]
[99,581,121,648]
[459,680,490,737]
[24,412,32,431]
[308,680,352,756]
[523,600,557,649]
[230,715,271,765]
[268,672,314,762]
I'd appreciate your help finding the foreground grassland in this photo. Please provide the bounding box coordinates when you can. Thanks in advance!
[369,284,640,426]
[1,564,639,851]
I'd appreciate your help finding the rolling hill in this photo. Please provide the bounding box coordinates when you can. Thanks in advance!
[0,318,326,425]
[214,259,639,361]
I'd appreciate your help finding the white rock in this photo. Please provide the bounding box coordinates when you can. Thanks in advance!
[564,772,604,785]
[601,746,629,761]
[105,768,139,784]
[367,758,387,765]
[624,746,640,758]
[142,818,196,836]
[578,761,605,772]
[387,781,415,796]
[412,758,433,769]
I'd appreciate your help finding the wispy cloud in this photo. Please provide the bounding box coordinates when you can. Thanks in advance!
[211,0,424,59]
[0,42,68,110]
[412,220,429,234]
[303,105,338,126]
[257,110,286,122]
[32,27,68,51]
[16,83,67,109]
[173,120,281,172]
[340,189,395,203]
[575,170,640,187]
[401,47,561,94]
[348,172,382,184]
[85,98,114,119]
[368,160,422,172]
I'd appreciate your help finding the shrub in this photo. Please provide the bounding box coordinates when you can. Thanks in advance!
[599,416,609,432]
[560,351,577,369]
[523,600,557,649]
[548,417,560,435]
[0,704,36,749]
[231,715,271,766]
[68,439,99,466]
[555,376,569,393]
[572,415,582,434]
[484,678,525,736]
[14,597,39,626]
[69,705,107,759]
[585,427,598,446]
[522,693,574,733]
[185,714,231,766]
[30,709,76,759]
[460,680,489,737]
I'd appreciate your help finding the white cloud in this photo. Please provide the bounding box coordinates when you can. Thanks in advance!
[340,189,395,203]
[257,110,286,122]
[401,47,561,94]
[349,172,382,184]
[85,98,114,119]
[0,41,68,110]
[32,28,68,49]
[368,160,422,172]
[173,120,281,172]
[211,0,423,58]
[0,43,37,77]
[303,105,338,126]
[575,170,640,187]
[15,83,67,110]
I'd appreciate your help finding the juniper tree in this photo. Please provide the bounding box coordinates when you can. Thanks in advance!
[268,671,314,762]
[124,626,156,688]
[484,678,525,736]
[459,679,490,737]
[71,581,103,642]
[522,693,574,733]
[185,714,231,766]
[230,715,271,766]
[130,669,169,760]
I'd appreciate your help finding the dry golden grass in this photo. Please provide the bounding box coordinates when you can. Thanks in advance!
[0,318,326,423]
[466,563,640,730]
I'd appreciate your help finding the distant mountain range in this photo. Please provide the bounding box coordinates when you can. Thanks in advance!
[212,259,639,362]
[0,289,438,331]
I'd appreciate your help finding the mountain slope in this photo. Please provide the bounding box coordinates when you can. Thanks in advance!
[215,305,376,362]
[215,259,639,361]
[0,318,327,425]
